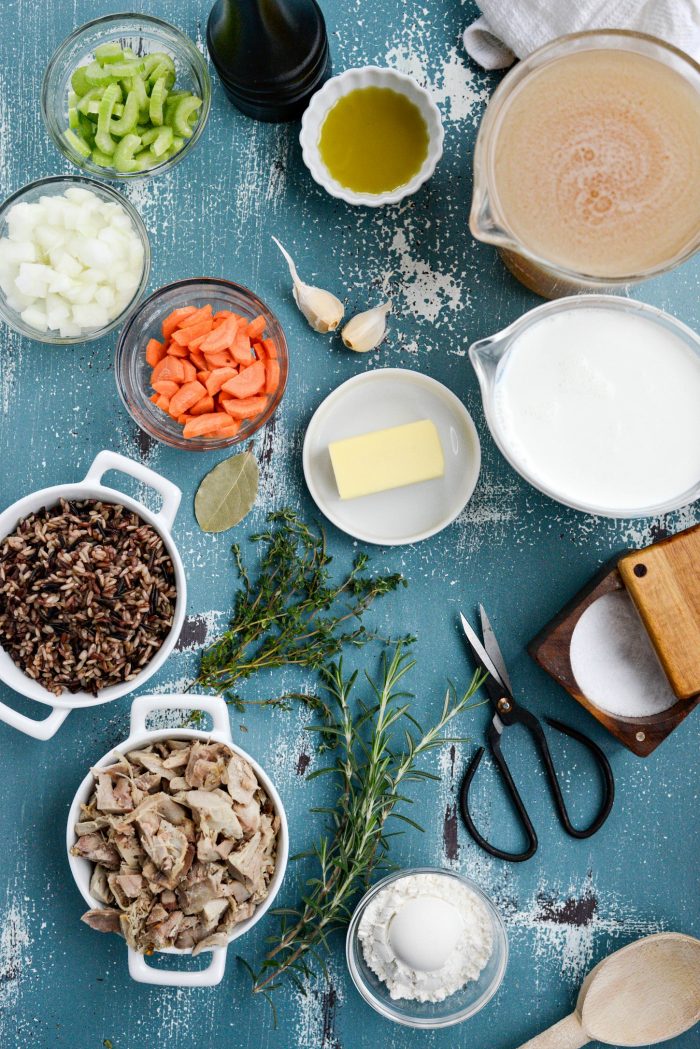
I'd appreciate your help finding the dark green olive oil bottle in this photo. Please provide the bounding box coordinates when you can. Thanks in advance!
[207,0,332,122]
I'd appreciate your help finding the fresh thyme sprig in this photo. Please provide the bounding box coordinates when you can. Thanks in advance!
[246,645,484,996]
[196,510,411,710]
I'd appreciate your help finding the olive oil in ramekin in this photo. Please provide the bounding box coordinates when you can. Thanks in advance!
[318,87,429,194]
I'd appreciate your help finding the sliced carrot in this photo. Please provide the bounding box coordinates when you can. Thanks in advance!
[246,314,266,340]
[178,413,194,424]
[217,422,242,438]
[169,380,208,417]
[199,314,239,353]
[149,392,159,404]
[196,369,211,384]
[213,309,234,321]
[183,412,234,438]
[231,332,253,365]
[171,318,214,346]
[177,304,212,328]
[190,394,216,416]
[181,359,198,383]
[155,393,171,411]
[221,360,265,399]
[205,366,238,397]
[162,306,196,339]
[203,350,235,368]
[261,337,277,359]
[264,358,280,394]
[221,395,269,419]
[146,338,166,367]
[152,355,185,384]
[188,347,208,370]
[152,379,179,397]
[167,342,189,358]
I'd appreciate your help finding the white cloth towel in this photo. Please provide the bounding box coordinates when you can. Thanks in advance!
[463,0,700,69]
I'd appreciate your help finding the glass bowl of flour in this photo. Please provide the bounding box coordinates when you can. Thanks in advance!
[346,867,508,1028]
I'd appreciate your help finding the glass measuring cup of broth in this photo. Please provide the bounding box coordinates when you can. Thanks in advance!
[470,31,700,298]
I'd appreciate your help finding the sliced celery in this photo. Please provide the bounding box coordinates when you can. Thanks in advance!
[148,77,167,126]
[94,41,123,63]
[142,52,171,79]
[168,95,202,138]
[84,61,117,86]
[109,89,140,135]
[91,148,115,168]
[65,44,203,171]
[149,125,173,157]
[113,134,142,173]
[70,65,92,97]
[95,82,121,155]
[63,128,91,159]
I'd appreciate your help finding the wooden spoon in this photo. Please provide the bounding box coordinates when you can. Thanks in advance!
[516,933,700,1048]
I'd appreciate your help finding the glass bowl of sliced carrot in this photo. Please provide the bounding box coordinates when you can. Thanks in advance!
[115,278,289,450]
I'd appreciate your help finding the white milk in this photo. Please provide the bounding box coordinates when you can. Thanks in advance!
[493,307,700,513]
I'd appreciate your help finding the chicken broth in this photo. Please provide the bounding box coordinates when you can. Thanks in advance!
[491,48,700,278]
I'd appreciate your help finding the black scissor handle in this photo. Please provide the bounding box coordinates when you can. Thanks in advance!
[543,717,615,838]
[460,735,538,863]
[459,709,615,863]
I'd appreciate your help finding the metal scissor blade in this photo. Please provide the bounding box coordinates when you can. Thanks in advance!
[479,605,513,696]
[459,612,505,689]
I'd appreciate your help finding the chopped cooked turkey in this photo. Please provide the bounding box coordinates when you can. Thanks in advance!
[71,832,120,870]
[73,738,279,954]
[184,788,243,840]
[225,752,258,803]
[81,908,122,933]
[96,770,134,814]
[89,865,113,905]
[184,742,230,790]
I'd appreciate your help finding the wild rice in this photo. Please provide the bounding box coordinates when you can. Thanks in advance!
[0,499,177,696]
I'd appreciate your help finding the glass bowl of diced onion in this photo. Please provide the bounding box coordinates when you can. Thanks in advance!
[41,13,211,180]
[0,175,150,345]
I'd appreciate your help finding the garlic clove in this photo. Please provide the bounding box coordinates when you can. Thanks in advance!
[272,236,344,333]
[341,299,392,353]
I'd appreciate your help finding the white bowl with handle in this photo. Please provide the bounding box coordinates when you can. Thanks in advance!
[299,66,444,206]
[0,449,185,739]
[67,692,289,987]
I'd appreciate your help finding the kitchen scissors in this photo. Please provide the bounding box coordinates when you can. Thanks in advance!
[458,606,614,863]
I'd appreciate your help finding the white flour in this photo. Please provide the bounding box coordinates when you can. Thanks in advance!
[357,872,493,1002]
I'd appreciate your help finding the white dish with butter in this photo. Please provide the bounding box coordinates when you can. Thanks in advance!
[303,369,481,545]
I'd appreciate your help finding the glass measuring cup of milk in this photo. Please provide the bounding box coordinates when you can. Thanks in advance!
[469,295,700,518]
[470,31,700,298]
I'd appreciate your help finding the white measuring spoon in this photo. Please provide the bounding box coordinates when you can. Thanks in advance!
[516,933,700,1048]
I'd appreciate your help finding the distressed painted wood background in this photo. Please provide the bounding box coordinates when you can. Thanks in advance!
[0,1,698,1047]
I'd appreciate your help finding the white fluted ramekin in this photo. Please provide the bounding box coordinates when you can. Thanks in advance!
[67,692,289,987]
[300,66,444,206]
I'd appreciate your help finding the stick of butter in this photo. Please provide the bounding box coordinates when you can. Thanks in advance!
[329,419,445,500]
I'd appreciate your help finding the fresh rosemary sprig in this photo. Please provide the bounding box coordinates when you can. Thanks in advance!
[196,509,409,709]
[246,645,484,996]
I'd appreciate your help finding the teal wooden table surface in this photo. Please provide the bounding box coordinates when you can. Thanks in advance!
[1,1,698,1047]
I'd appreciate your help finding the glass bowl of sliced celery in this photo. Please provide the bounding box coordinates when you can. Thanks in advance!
[41,13,211,180]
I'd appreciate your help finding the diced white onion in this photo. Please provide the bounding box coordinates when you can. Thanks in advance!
[0,188,144,337]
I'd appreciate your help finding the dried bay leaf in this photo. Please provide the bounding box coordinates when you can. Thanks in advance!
[195,450,259,533]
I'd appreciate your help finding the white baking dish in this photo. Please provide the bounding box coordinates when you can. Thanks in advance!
[67,692,289,987]
[0,449,185,739]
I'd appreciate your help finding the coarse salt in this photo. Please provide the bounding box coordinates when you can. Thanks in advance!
[570,590,677,718]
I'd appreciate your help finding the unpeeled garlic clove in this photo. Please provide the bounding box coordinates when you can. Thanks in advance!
[272,236,344,333]
[341,300,392,352]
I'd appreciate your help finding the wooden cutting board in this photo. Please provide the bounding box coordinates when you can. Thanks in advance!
[618,525,700,701]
